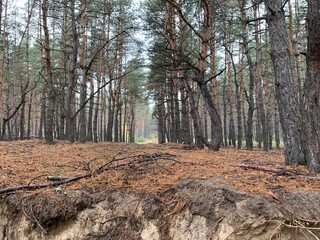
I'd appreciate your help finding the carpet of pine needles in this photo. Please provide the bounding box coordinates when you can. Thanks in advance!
[0,140,319,196]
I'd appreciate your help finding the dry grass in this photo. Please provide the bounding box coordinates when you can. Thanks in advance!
[0,140,319,196]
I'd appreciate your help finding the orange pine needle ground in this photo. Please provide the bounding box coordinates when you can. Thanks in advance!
[0,140,318,196]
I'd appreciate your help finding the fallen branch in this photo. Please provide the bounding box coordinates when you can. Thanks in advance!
[0,174,89,195]
[47,176,72,181]
[0,152,178,195]
[237,164,302,176]
[95,152,178,174]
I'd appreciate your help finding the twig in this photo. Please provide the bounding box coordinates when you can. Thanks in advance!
[237,164,302,176]
[207,217,224,239]
[28,174,50,185]
[267,190,280,201]
[213,217,224,230]
[293,219,320,240]
[100,215,127,224]
[270,220,320,231]
[269,220,284,240]
[22,205,47,234]
[30,206,48,234]
[164,202,187,217]
[0,152,178,195]
[0,173,89,195]
[47,176,71,182]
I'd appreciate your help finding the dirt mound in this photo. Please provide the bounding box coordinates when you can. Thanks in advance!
[1,179,320,239]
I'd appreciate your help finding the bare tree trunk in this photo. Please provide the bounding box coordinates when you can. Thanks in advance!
[57,0,68,140]
[305,0,320,173]
[264,0,306,165]
[0,0,8,140]
[106,84,115,141]
[227,51,236,147]
[27,88,33,139]
[274,104,280,149]
[171,0,222,150]
[38,0,47,139]
[185,80,205,149]
[129,96,135,143]
[180,81,191,144]
[222,69,228,146]
[253,2,268,151]
[79,0,87,143]
[42,0,55,143]
[93,1,106,142]
[87,66,94,141]
[238,0,255,150]
[225,45,242,149]
[209,3,220,144]
[114,35,123,142]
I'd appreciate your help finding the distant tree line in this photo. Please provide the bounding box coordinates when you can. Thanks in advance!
[0,0,319,172]
[0,0,148,144]
[145,0,320,173]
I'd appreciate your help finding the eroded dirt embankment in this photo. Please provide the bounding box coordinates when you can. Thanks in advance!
[1,179,320,240]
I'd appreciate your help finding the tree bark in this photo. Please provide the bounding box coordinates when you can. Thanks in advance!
[79,0,87,143]
[237,0,255,150]
[0,0,8,139]
[305,0,320,172]
[66,0,78,142]
[264,0,306,165]
[42,0,55,143]
[253,2,268,151]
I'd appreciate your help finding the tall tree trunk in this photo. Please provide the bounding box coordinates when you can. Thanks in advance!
[106,83,115,141]
[225,45,242,149]
[42,0,55,143]
[264,0,306,165]
[66,0,78,142]
[27,88,33,139]
[157,91,166,144]
[209,2,220,144]
[305,0,320,172]
[180,84,191,144]
[274,104,280,149]
[101,87,107,141]
[164,2,179,143]
[177,1,191,144]
[172,0,222,150]
[227,50,236,147]
[264,30,273,150]
[79,0,87,143]
[87,66,94,141]
[58,0,68,140]
[238,0,255,150]
[185,80,205,149]
[0,0,8,140]
[129,96,135,143]
[222,69,228,147]
[114,39,123,143]
[253,2,268,151]
[93,8,106,142]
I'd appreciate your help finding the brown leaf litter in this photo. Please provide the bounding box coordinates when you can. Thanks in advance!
[0,140,318,196]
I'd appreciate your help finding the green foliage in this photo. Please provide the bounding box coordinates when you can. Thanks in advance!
[125,57,147,99]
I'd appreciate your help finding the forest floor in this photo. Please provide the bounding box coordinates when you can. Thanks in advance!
[0,140,319,197]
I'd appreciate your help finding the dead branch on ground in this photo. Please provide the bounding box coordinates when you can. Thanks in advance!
[0,152,178,195]
[237,164,303,176]
[47,176,72,181]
